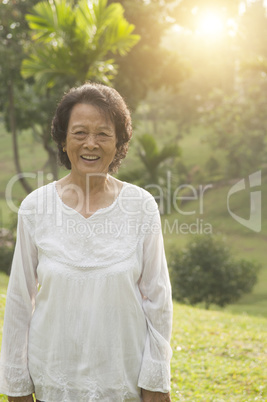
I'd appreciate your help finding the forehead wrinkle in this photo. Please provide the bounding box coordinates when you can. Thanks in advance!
[69,104,114,127]
[69,123,114,133]
[70,103,112,121]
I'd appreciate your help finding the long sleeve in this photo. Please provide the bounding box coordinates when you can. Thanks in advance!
[0,212,38,397]
[138,210,173,393]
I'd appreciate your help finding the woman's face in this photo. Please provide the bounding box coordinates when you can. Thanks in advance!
[64,103,117,178]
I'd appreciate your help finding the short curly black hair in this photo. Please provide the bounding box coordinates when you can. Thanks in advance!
[51,82,132,173]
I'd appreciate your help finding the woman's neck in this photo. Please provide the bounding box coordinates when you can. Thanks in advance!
[56,172,123,218]
[66,171,109,196]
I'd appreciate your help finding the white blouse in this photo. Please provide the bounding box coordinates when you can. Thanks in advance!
[0,181,172,401]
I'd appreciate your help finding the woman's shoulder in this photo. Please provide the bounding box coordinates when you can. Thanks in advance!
[118,181,159,217]
[121,181,155,200]
[19,181,55,215]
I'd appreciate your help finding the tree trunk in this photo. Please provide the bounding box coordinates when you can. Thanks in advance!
[7,80,33,195]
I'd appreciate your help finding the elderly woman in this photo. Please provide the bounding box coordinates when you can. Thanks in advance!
[0,83,172,402]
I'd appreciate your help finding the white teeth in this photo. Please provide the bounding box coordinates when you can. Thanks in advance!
[82,156,99,160]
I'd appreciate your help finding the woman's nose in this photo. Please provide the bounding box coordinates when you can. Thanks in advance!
[84,134,98,149]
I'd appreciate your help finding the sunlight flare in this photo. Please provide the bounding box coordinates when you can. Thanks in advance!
[197,12,224,36]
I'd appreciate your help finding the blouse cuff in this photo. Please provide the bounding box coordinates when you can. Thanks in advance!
[0,363,34,397]
[138,358,171,393]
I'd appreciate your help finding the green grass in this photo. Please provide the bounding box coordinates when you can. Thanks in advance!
[0,275,266,401]
[0,275,8,401]
[171,302,267,401]
[0,273,8,325]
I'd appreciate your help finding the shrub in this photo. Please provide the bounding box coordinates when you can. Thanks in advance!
[0,247,14,275]
[0,228,15,276]
[169,235,260,309]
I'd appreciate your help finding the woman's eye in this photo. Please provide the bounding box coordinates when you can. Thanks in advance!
[98,132,108,136]
[72,131,87,137]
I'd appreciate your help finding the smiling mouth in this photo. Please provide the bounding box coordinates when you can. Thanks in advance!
[81,155,100,161]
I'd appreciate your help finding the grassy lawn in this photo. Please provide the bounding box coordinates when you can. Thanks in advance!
[0,273,8,328]
[0,274,266,401]
[171,302,267,401]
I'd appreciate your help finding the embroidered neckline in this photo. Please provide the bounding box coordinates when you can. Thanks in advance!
[53,180,127,221]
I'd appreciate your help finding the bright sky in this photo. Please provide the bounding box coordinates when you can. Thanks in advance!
[172,8,238,38]
[172,0,267,39]
[240,0,267,12]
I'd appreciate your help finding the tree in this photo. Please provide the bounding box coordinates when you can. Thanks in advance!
[202,74,267,178]
[237,0,267,61]
[1,0,139,191]
[22,0,140,87]
[238,1,267,90]
[135,85,201,141]
[117,133,181,213]
[117,133,181,189]
[0,0,39,194]
[169,235,260,309]
[15,0,139,185]
[168,0,267,179]
[108,0,190,109]
[136,133,181,184]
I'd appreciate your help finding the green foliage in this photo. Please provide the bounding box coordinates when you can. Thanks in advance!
[0,229,15,276]
[205,156,220,174]
[205,156,221,180]
[134,86,201,143]
[21,0,140,88]
[0,0,39,127]
[137,133,181,184]
[169,235,260,309]
[0,0,140,186]
[110,0,190,109]
[0,247,13,276]
[202,82,267,178]
[118,132,181,189]
[0,0,38,86]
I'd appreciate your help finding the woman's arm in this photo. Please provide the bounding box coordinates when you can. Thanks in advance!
[0,212,38,396]
[138,208,173,395]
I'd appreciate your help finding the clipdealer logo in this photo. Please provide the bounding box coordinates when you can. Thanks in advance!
[227,170,261,233]
[4,170,262,234]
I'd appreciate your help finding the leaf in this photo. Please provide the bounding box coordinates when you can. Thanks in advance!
[22,0,140,88]
[26,1,57,41]
[156,143,181,165]
[137,134,159,161]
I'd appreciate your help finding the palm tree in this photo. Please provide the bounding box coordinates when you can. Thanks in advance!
[137,133,181,184]
[21,0,140,87]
